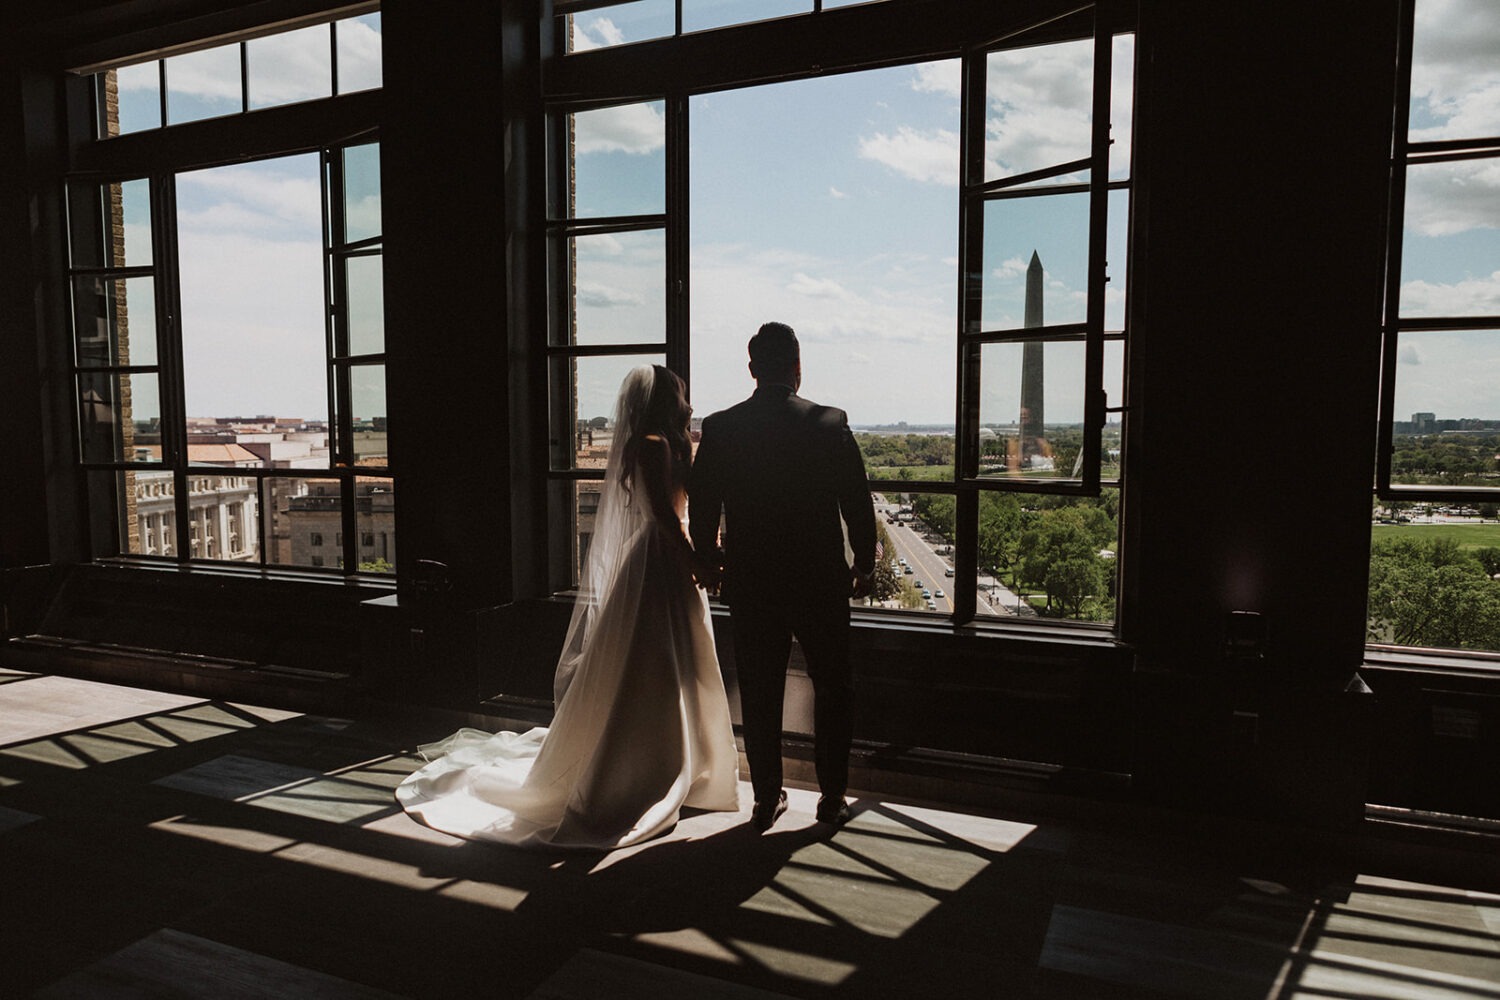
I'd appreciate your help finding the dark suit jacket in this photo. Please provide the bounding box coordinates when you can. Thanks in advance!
[689,384,876,606]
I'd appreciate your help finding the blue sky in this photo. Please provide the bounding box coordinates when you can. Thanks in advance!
[108,4,1500,430]
[570,21,1135,428]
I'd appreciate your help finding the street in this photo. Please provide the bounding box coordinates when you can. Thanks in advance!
[871,497,1030,617]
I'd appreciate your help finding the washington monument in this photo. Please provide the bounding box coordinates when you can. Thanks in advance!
[1020,250,1045,466]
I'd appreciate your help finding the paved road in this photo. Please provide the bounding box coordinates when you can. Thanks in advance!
[872,499,1030,616]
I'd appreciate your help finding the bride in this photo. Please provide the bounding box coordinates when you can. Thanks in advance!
[396,365,741,849]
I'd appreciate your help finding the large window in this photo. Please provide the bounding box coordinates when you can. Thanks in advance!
[548,2,1134,628]
[1370,0,1500,654]
[67,13,390,577]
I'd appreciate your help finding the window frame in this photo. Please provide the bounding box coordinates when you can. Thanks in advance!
[63,13,389,580]
[543,0,1136,628]
[1374,0,1500,505]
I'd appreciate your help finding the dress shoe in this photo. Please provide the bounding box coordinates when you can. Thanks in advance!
[816,796,851,826]
[751,790,788,831]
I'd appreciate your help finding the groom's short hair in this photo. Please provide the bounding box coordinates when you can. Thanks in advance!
[749,322,799,376]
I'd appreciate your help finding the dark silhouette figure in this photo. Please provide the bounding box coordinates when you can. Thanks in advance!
[689,322,877,830]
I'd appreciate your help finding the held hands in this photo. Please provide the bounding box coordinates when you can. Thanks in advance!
[692,550,725,594]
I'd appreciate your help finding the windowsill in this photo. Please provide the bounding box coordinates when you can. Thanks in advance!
[92,556,398,591]
[1363,644,1500,678]
[541,590,1124,649]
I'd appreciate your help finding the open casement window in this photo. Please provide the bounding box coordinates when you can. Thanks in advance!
[65,140,389,576]
[545,96,680,590]
[956,16,1122,495]
[942,9,1132,624]
[1367,0,1500,656]
[1375,0,1500,506]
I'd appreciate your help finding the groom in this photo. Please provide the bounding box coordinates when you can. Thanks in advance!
[689,322,877,831]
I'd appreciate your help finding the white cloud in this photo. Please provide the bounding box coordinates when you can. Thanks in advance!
[858,126,959,185]
[244,26,332,105]
[787,272,861,302]
[1410,0,1500,141]
[177,162,322,235]
[575,282,644,308]
[576,234,626,258]
[829,186,848,199]
[1400,271,1500,317]
[1404,149,1500,238]
[912,62,961,98]
[571,16,626,52]
[574,102,665,155]
[991,256,1030,281]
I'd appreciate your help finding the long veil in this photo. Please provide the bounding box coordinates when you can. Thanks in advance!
[552,364,658,705]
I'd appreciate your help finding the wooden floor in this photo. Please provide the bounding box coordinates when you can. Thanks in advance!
[2,667,1499,999]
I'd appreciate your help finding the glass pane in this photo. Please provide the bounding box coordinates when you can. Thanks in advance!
[343,143,382,243]
[571,102,665,217]
[570,229,665,345]
[981,192,1089,331]
[182,474,261,561]
[682,0,809,33]
[79,371,160,464]
[104,63,161,136]
[977,339,1121,481]
[247,24,332,110]
[553,354,662,470]
[68,180,151,269]
[177,155,328,435]
[346,254,384,356]
[336,12,383,94]
[567,1,675,51]
[1106,187,1129,331]
[1399,158,1500,319]
[355,477,395,573]
[1388,330,1500,488]
[121,470,176,557]
[73,276,157,367]
[270,477,343,569]
[1408,0,1500,141]
[1110,34,1135,181]
[165,43,242,125]
[573,479,605,588]
[972,490,1119,622]
[867,491,955,616]
[351,368,389,467]
[688,64,958,435]
[118,179,153,267]
[985,39,1093,184]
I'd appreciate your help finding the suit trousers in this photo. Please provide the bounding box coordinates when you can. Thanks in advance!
[729,593,853,806]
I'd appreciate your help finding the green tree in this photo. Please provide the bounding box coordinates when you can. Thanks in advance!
[868,519,902,604]
[1368,538,1500,650]
[912,494,955,542]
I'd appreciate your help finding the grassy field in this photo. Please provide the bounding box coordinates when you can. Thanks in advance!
[1370,522,1500,550]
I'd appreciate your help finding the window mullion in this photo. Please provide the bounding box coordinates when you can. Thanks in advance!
[1376,0,1417,496]
[1080,13,1113,493]
[665,94,689,383]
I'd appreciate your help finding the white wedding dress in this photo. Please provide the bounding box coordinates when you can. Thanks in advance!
[396,368,741,850]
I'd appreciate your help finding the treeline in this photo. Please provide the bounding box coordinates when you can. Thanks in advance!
[855,433,954,469]
[1390,433,1500,486]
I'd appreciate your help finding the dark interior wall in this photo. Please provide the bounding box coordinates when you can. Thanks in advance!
[1125,0,1398,681]
[380,0,514,610]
